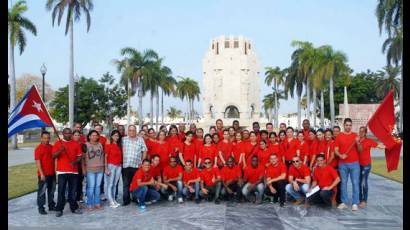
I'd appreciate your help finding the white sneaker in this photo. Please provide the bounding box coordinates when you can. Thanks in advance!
[178,197,183,203]
[352,204,359,211]
[114,201,121,207]
[337,203,348,209]
[145,201,152,205]
[109,202,117,208]
[168,195,173,201]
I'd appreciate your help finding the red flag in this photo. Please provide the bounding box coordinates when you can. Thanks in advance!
[367,90,402,172]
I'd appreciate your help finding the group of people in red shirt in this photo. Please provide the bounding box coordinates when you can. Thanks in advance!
[34,117,383,215]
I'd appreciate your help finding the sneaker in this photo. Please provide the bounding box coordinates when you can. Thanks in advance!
[352,204,359,211]
[72,209,83,214]
[145,201,152,205]
[114,201,121,207]
[86,207,94,212]
[55,211,63,217]
[358,201,367,208]
[151,199,158,203]
[109,202,117,208]
[138,205,146,212]
[122,201,130,206]
[214,198,221,205]
[178,197,183,203]
[337,203,348,209]
[95,205,103,210]
[293,197,305,205]
[100,194,107,201]
[195,198,201,204]
[168,195,173,201]
[280,202,285,207]
[48,206,57,211]
[39,209,47,215]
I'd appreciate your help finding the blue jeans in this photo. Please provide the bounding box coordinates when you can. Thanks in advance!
[86,171,103,208]
[285,183,309,200]
[160,181,183,198]
[359,164,371,202]
[242,182,264,202]
[106,164,122,203]
[132,186,160,206]
[339,162,360,205]
[182,181,200,199]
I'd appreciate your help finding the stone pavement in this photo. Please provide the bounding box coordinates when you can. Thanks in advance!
[8,147,35,167]
[8,173,402,230]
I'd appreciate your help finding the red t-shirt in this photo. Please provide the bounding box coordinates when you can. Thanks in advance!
[99,136,107,146]
[199,145,217,163]
[281,138,299,161]
[324,140,338,167]
[220,165,241,182]
[257,147,272,168]
[297,141,309,162]
[217,129,224,140]
[359,138,378,166]
[162,165,183,180]
[308,139,318,162]
[193,138,204,154]
[105,143,122,166]
[149,164,162,179]
[217,141,233,163]
[302,129,311,145]
[232,141,244,164]
[152,141,171,169]
[268,143,281,159]
[288,164,311,180]
[313,165,339,188]
[317,140,327,155]
[79,134,86,144]
[242,142,258,162]
[34,143,55,176]
[181,142,197,163]
[183,168,200,184]
[166,135,182,157]
[129,169,153,191]
[145,138,157,158]
[178,131,186,142]
[243,165,265,184]
[52,140,82,173]
[265,163,287,179]
[335,132,359,164]
[200,167,220,186]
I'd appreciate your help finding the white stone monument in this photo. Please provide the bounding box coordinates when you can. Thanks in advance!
[201,35,261,129]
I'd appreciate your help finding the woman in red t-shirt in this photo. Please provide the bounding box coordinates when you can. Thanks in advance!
[217,129,233,166]
[104,130,123,208]
[244,132,259,167]
[227,127,236,143]
[296,131,309,165]
[308,130,318,169]
[166,125,182,159]
[232,132,245,167]
[313,129,326,169]
[324,129,337,168]
[198,134,218,168]
[179,131,197,167]
[154,131,171,169]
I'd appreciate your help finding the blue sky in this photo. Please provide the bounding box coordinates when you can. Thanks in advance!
[8,0,388,116]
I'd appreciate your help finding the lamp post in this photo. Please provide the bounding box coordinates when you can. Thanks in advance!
[40,63,47,132]
[74,74,79,123]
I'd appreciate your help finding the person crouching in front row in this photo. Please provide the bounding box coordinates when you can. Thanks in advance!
[220,156,243,202]
[286,155,311,205]
[161,156,184,203]
[182,160,201,203]
[199,157,222,204]
[264,154,287,207]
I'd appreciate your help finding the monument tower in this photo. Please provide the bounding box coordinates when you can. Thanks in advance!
[202,35,261,128]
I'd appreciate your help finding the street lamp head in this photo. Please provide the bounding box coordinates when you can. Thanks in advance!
[40,63,47,75]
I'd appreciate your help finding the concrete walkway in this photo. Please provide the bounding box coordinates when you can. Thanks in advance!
[8,147,35,167]
[8,173,402,230]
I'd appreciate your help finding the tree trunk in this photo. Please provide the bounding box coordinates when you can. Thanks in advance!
[313,88,317,128]
[274,78,278,128]
[161,90,164,125]
[138,79,143,126]
[9,43,17,149]
[187,99,191,123]
[343,86,349,119]
[69,18,74,128]
[150,93,154,127]
[306,77,310,122]
[126,78,131,129]
[320,90,325,129]
[155,91,159,131]
[297,93,301,130]
[329,76,335,127]
[191,99,195,122]
[399,72,403,132]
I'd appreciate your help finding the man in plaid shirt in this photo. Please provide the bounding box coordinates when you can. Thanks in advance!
[121,125,147,206]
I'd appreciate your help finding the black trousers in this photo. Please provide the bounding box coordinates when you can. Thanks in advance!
[265,179,287,204]
[100,174,105,194]
[76,172,84,201]
[37,175,56,210]
[122,167,138,204]
[334,166,341,204]
[56,174,79,212]
[307,189,333,206]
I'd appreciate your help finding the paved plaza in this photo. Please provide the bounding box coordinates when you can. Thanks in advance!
[8,172,402,230]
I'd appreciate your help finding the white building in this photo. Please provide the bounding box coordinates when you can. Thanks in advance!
[200,35,261,129]
[278,113,331,130]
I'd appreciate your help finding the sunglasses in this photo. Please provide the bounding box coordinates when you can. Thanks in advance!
[204,162,211,165]
[170,161,176,163]
[292,160,300,163]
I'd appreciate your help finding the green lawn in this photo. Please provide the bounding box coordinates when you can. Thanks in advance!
[8,163,38,200]
[371,158,403,183]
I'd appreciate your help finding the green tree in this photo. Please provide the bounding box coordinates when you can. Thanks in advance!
[262,89,285,121]
[167,106,182,120]
[159,70,176,125]
[375,65,400,98]
[46,0,93,128]
[176,77,200,123]
[285,53,304,129]
[264,66,285,128]
[8,0,37,149]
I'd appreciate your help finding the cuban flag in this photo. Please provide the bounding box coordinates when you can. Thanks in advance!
[8,85,54,138]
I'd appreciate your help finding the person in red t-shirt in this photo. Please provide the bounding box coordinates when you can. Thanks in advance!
[228,127,236,143]
[332,126,341,140]
[129,159,160,211]
[179,131,197,167]
[199,157,222,204]
[167,125,183,159]
[74,122,86,144]
[216,119,224,140]
[302,119,311,145]
[35,131,56,215]
[117,125,126,137]
[242,130,250,142]
[220,157,243,201]
[243,132,259,167]
[242,155,265,203]
[217,129,233,166]
[232,132,245,166]
[282,127,299,169]
[358,126,384,208]
[178,123,186,142]
[150,154,167,191]
[52,128,83,217]
[308,130,318,169]
[161,156,184,203]
[193,128,204,152]
[334,118,363,211]
[182,160,201,203]
[306,154,340,207]
[296,131,309,165]
[104,130,123,208]
[212,133,220,147]
[324,129,337,168]
[285,156,311,205]
[260,130,269,148]
[198,134,218,168]
[264,154,287,207]
[257,140,272,168]
[268,132,282,162]
[279,123,287,132]
[153,131,171,169]
[145,128,157,159]
[266,123,274,136]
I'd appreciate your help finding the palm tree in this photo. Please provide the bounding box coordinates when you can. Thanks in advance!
[159,69,176,125]
[264,66,285,128]
[119,47,159,126]
[375,65,400,98]
[8,0,37,149]
[167,106,182,120]
[263,90,285,122]
[142,59,161,127]
[341,71,352,119]
[46,0,93,128]
[176,77,200,123]
[284,62,304,129]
